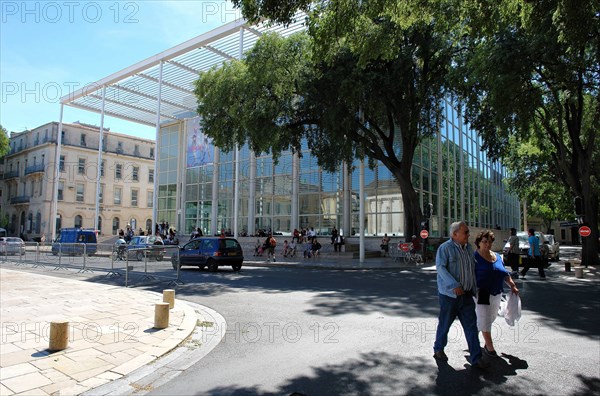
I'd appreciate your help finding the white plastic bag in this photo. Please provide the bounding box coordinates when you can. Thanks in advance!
[498,293,508,317]
[504,291,521,326]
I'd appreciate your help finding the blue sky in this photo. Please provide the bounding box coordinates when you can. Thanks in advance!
[1,0,240,139]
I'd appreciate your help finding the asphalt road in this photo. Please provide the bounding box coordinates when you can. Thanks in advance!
[144,259,599,396]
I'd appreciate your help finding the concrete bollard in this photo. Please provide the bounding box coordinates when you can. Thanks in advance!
[163,289,175,309]
[574,267,584,279]
[154,303,170,329]
[49,321,69,351]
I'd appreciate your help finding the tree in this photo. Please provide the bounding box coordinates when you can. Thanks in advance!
[197,2,460,238]
[454,0,600,265]
[0,125,9,158]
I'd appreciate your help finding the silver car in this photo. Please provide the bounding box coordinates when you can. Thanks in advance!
[544,234,560,261]
[0,237,26,256]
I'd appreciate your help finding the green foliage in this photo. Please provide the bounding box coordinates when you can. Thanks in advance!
[454,0,599,262]
[0,125,9,158]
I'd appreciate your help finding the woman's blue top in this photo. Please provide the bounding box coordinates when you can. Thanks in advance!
[474,251,509,296]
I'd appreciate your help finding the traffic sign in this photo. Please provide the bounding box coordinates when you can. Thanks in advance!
[420,230,429,239]
[400,243,411,252]
[579,226,592,237]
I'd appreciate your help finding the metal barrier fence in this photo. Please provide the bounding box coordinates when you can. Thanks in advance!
[1,242,182,287]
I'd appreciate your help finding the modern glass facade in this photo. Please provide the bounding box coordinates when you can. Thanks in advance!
[157,99,520,238]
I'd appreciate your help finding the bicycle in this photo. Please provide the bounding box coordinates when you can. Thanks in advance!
[393,243,424,264]
[112,244,127,261]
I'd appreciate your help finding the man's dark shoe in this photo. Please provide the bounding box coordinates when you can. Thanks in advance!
[433,350,448,361]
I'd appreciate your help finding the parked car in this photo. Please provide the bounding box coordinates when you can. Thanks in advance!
[544,234,560,261]
[503,231,546,265]
[126,235,165,261]
[0,237,26,256]
[51,228,98,255]
[172,237,244,272]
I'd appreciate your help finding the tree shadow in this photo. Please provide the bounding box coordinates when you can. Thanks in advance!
[10,263,600,339]
[176,351,535,396]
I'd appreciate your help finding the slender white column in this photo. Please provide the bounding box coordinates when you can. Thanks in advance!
[152,61,164,235]
[248,152,256,235]
[359,160,365,263]
[233,28,244,237]
[51,105,64,241]
[211,149,220,235]
[94,86,106,235]
[343,161,351,237]
[291,152,299,231]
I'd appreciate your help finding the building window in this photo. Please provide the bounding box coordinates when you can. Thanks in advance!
[101,160,105,177]
[76,184,84,202]
[78,158,85,174]
[131,189,138,207]
[117,141,123,154]
[74,215,82,228]
[114,186,122,205]
[59,155,65,172]
[112,217,120,235]
[150,147,155,158]
[58,181,64,200]
[149,169,154,183]
[147,190,153,208]
[134,144,140,156]
[132,166,139,182]
[81,134,87,147]
[115,164,122,179]
[99,184,104,203]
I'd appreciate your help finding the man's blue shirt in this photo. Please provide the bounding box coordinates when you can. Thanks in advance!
[436,238,477,298]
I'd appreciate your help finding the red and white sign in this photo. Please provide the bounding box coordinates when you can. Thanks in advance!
[400,243,411,252]
[579,226,592,237]
[420,230,429,239]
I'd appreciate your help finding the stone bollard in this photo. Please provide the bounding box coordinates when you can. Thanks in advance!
[574,267,584,279]
[49,321,69,351]
[163,289,175,309]
[154,303,170,329]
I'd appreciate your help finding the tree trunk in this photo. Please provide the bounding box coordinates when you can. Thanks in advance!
[394,165,422,242]
[581,192,599,267]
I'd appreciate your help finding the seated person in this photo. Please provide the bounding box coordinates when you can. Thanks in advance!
[288,240,297,257]
[311,239,322,258]
[303,241,314,258]
[282,240,290,257]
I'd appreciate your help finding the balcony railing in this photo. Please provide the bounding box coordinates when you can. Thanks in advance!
[10,196,30,204]
[2,170,20,180]
[25,163,45,175]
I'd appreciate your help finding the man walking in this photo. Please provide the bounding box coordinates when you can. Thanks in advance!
[433,221,488,369]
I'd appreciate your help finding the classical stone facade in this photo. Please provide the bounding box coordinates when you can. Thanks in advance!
[0,122,156,240]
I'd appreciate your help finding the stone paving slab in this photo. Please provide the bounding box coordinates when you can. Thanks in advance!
[0,268,198,395]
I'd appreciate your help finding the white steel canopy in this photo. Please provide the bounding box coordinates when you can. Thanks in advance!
[60,16,307,125]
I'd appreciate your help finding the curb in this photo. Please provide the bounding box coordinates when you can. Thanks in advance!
[84,304,227,395]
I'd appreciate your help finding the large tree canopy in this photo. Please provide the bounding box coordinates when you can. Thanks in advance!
[454,0,599,265]
[196,3,458,237]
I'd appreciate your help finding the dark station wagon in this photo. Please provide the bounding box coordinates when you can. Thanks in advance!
[172,237,244,272]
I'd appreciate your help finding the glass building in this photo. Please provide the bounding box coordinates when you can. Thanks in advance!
[157,101,520,238]
[57,15,520,239]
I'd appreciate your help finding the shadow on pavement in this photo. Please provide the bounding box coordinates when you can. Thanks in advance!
[182,351,542,396]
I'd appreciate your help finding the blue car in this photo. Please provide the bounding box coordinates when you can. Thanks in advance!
[172,237,243,272]
[52,228,97,256]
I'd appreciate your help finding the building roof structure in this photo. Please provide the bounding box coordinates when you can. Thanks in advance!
[60,15,306,127]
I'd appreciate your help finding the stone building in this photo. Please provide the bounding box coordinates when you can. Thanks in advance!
[0,121,156,239]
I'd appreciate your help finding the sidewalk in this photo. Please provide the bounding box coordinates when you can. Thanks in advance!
[0,268,200,395]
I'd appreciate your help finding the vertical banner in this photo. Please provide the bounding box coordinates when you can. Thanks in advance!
[186,117,213,168]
